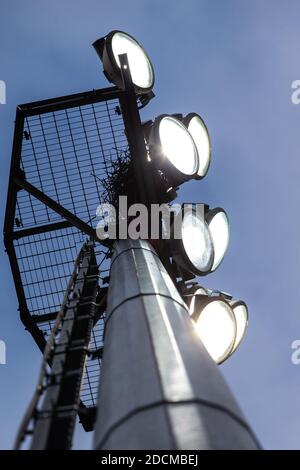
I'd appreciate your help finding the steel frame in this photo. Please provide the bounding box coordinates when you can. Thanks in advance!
[4,86,122,335]
[4,80,148,434]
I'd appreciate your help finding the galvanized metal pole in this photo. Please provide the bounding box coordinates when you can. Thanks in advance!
[94,239,260,450]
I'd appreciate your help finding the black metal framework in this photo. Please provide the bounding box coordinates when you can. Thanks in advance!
[4,81,146,434]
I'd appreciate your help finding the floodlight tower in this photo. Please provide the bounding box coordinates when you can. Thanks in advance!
[5,30,260,450]
[92,31,260,450]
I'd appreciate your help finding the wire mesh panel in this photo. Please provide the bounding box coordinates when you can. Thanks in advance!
[14,227,85,316]
[5,88,128,413]
[13,225,108,408]
[16,99,126,230]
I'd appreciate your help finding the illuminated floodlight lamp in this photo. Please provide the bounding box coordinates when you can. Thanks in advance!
[205,207,230,272]
[229,300,248,354]
[146,115,199,187]
[184,113,211,178]
[190,293,236,364]
[93,30,154,94]
[170,206,213,276]
[184,288,248,364]
[170,205,229,277]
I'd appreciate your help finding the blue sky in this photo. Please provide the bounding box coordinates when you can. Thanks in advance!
[1,0,300,450]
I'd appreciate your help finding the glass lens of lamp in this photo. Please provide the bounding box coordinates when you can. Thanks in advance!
[111,32,153,90]
[182,211,213,273]
[232,304,248,353]
[188,116,211,177]
[194,300,236,364]
[208,210,230,271]
[159,117,198,176]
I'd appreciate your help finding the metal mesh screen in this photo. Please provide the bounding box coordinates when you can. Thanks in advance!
[14,227,86,316]
[15,100,126,230]
[10,92,128,409]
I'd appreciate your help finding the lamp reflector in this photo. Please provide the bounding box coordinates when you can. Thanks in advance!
[93,30,154,93]
[206,208,230,271]
[159,116,199,176]
[231,301,248,353]
[194,299,236,364]
[111,32,154,91]
[186,114,211,178]
[181,209,213,275]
